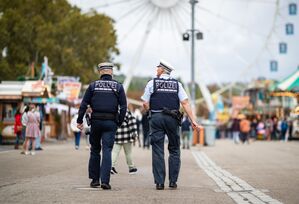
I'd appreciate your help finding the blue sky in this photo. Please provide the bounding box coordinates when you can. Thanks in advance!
[69,0,299,84]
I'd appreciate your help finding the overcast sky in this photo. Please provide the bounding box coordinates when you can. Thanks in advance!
[69,0,299,85]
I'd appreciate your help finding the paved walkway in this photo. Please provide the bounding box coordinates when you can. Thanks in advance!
[0,139,298,204]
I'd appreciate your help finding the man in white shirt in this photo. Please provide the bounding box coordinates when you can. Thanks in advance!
[141,60,202,190]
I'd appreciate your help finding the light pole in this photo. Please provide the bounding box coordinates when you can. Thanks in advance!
[183,0,203,113]
[190,0,197,113]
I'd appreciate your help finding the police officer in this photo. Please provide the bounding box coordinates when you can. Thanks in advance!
[77,62,127,190]
[141,60,202,190]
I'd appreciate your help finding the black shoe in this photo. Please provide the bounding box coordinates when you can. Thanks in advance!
[169,182,177,189]
[129,167,138,175]
[156,184,164,190]
[110,167,118,175]
[35,147,43,151]
[90,180,100,188]
[101,183,111,190]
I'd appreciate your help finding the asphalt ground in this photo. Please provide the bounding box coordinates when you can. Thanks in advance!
[0,139,298,204]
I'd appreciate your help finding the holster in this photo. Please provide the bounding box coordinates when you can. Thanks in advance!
[85,114,91,126]
[162,108,183,126]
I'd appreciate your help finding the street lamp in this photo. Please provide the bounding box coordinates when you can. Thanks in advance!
[182,0,203,113]
[183,33,190,41]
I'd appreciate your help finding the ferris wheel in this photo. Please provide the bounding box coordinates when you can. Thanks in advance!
[70,0,298,110]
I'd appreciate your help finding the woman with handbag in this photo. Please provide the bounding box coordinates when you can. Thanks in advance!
[14,108,22,149]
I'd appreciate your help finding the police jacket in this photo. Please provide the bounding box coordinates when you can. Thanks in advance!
[149,77,180,111]
[77,74,127,126]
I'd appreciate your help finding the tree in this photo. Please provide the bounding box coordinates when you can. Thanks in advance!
[0,0,119,83]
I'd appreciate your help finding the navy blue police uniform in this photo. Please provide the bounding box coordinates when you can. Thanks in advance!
[141,60,188,190]
[77,63,127,189]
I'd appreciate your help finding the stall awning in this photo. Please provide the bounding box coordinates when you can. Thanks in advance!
[0,81,24,100]
[22,81,50,98]
[0,81,50,101]
[276,68,299,92]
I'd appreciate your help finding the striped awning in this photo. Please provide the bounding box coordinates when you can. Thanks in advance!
[277,68,299,92]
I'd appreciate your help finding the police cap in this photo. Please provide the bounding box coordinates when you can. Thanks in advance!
[157,60,174,73]
[97,62,114,70]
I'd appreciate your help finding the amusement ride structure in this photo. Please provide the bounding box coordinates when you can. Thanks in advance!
[71,0,298,115]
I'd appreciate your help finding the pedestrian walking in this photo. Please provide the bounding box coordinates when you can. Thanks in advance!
[111,109,138,175]
[23,104,40,155]
[272,117,279,140]
[288,119,293,140]
[257,120,266,140]
[231,117,240,144]
[76,62,127,190]
[71,113,81,150]
[14,108,22,149]
[280,118,288,141]
[20,106,29,154]
[265,116,273,141]
[181,115,191,149]
[141,60,202,190]
[250,117,258,140]
[133,108,142,136]
[239,116,251,144]
[35,105,44,150]
[132,107,142,148]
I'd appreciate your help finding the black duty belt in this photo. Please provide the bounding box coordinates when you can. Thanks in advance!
[162,108,183,126]
[91,112,116,120]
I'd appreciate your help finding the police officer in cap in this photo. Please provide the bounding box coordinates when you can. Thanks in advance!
[141,60,202,190]
[77,62,127,190]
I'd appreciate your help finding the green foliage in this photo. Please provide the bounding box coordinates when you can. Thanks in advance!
[129,76,151,92]
[0,0,119,83]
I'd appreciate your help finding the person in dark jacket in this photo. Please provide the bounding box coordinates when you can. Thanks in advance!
[231,118,240,144]
[181,115,191,149]
[77,62,127,190]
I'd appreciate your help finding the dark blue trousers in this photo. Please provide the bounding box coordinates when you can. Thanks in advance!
[150,113,181,185]
[74,132,81,147]
[89,120,117,184]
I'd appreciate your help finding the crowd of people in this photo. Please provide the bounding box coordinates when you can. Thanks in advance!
[216,114,299,143]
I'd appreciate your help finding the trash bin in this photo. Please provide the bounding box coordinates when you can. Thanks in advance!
[203,121,216,146]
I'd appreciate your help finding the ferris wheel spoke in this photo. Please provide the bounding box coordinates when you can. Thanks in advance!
[179,0,279,93]
[272,29,284,41]
[116,0,149,22]
[195,0,281,104]
[206,0,277,5]
[198,50,223,87]
[123,7,160,92]
[174,3,227,97]
[169,7,193,97]
[265,46,275,58]
[118,3,154,43]
[171,8,195,97]
[277,11,290,23]
[92,0,139,9]
[179,5,253,68]
[195,4,271,39]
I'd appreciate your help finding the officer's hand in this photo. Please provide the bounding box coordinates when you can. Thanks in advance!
[77,123,84,131]
[191,121,203,131]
